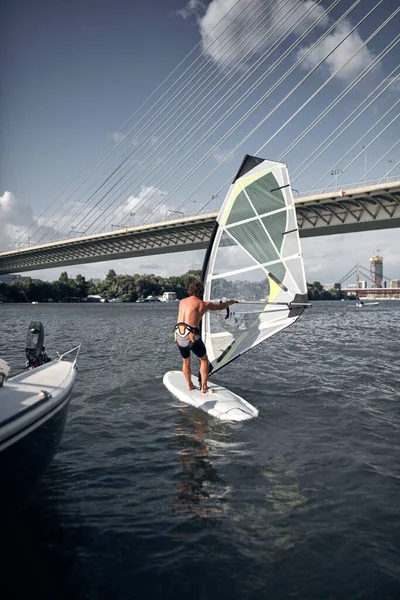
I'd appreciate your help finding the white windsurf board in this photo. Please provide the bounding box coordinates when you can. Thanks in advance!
[163,370,258,422]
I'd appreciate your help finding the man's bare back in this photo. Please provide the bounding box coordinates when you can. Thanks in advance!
[177,296,217,329]
[175,282,237,393]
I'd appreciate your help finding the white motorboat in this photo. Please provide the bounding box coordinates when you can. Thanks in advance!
[356,301,379,308]
[0,322,80,510]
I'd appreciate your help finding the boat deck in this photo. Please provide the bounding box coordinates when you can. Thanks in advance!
[0,361,73,428]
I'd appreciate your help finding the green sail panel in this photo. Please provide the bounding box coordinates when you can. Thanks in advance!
[245,171,285,214]
[226,190,256,225]
[228,220,280,265]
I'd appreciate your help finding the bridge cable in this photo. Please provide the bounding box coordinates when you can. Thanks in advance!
[377,157,400,183]
[312,97,400,192]
[13,0,256,245]
[78,0,332,234]
[277,36,400,164]
[359,138,400,183]
[51,0,298,239]
[128,0,367,225]
[167,0,390,217]
[36,0,292,242]
[53,0,323,239]
[291,65,400,183]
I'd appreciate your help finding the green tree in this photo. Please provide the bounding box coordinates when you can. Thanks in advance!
[106,269,116,282]
[59,271,69,285]
[75,274,89,298]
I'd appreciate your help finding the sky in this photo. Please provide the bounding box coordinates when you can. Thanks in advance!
[0,0,399,285]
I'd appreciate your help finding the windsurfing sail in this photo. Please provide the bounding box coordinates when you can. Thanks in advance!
[201,154,308,375]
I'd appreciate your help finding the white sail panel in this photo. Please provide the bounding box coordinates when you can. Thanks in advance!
[202,155,308,374]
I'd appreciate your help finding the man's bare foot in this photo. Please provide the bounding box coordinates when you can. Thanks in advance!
[188,383,196,391]
[202,386,214,394]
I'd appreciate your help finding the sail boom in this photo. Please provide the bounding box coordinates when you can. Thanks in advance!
[233,301,311,307]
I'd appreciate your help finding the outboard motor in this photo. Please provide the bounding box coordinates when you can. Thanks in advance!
[25,321,51,369]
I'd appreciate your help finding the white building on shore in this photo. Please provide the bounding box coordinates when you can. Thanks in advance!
[161,291,177,302]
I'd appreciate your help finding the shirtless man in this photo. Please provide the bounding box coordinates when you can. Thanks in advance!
[174,280,237,393]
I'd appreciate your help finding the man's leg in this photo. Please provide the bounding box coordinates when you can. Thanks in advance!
[199,355,213,393]
[182,356,196,391]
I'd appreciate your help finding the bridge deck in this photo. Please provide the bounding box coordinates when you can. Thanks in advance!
[1,181,399,275]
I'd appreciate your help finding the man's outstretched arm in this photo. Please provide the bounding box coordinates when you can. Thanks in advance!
[204,299,238,312]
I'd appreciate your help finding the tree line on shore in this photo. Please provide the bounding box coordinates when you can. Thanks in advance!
[0,270,202,303]
[0,269,347,303]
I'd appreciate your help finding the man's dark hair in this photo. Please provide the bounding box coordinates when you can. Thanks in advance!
[188,280,204,298]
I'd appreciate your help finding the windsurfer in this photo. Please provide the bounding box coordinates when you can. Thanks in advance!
[174,280,237,393]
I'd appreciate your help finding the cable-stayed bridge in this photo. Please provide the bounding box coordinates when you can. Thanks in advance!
[1,179,399,275]
[1,1,399,275]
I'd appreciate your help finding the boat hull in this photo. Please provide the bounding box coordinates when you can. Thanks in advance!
[0,394,71,511]
[0,357,77,512]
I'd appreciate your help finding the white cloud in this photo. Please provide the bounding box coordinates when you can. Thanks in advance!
[388,75,400,96]
[212,148,233,163]
[269,0,329,39]
[307,262,323,274]
[189,0,377,82]
[199,0,266,68]
[107,131,138,149]
[114,184,170,225]
[0,184,173,253]
[109,131,126,144]
[198,0,328,68]
[27,201,90,245]
[296,20,377,82]
[176,0,205,20]
[137,261,163,271]
[0,191,35,249]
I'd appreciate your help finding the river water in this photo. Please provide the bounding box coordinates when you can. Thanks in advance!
[1,301,400,599]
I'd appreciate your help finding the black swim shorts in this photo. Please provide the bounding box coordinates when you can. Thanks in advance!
[173,322,207,359]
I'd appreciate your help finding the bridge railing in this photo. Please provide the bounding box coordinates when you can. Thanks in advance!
[299,175,399,197]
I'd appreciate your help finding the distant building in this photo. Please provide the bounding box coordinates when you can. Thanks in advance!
[370,255,383,288]
[322,283,341,291]
[161,291,177,302]
[390,279,400,288]
[359,280,367,289]
[0,275,16,284]
[0,274,25,284]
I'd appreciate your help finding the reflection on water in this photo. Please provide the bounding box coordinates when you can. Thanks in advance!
[173,407,231,519]
[262,459,308,551]
[224,456,309,555]
[263,460,308,515]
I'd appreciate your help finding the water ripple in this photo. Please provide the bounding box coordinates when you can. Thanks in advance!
[1,301,400,599]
